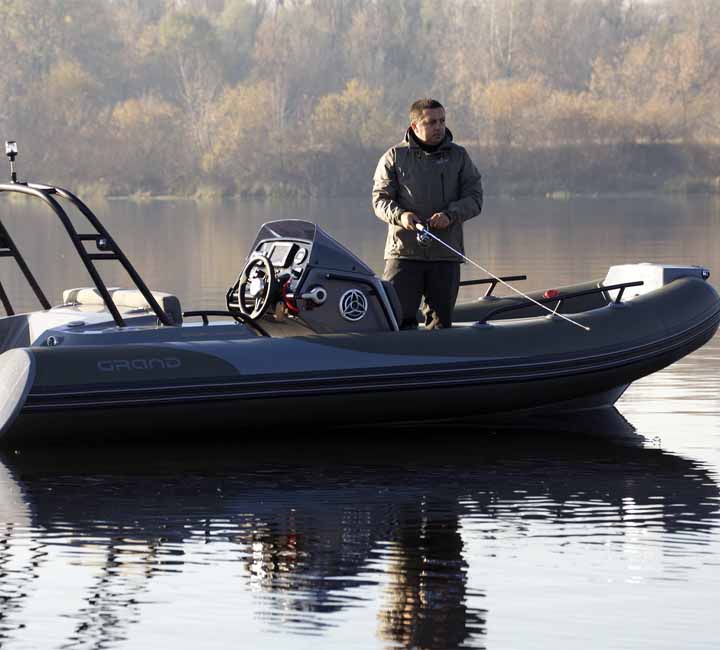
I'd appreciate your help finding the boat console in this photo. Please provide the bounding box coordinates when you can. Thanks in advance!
[227,220,401,334]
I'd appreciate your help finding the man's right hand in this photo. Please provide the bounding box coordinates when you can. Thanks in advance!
[400,212,420,231]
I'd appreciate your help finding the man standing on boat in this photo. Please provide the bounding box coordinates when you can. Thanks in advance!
[372,98,483,329]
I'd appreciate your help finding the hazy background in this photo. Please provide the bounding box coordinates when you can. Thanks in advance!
[2,0,720,198]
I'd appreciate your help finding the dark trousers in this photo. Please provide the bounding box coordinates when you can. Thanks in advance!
[383,259,461,329]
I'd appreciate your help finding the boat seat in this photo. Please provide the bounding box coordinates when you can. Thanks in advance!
[381,280,404,329]
[62,287,183,325]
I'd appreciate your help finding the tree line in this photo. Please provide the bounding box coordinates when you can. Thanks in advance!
[2,0,719,198]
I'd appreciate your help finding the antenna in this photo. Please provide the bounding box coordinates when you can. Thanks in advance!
[5,141,18,183]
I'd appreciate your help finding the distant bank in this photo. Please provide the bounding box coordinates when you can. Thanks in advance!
[35,142,720,203]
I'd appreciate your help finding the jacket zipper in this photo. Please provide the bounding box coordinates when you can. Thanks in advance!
[441,172,446,203]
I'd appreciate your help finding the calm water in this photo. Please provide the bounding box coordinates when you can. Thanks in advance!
[0,194,719,649]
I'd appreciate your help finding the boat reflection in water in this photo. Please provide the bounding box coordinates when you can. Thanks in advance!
[0,410,718,649]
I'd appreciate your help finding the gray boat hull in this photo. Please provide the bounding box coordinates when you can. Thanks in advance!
[2,276,718,445]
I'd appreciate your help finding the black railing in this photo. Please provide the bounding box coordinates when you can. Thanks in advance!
[183,310,270,337]
[477,280,644,324]
[459,274,528,298]
[0,219,51,314]
[0,182,174,326]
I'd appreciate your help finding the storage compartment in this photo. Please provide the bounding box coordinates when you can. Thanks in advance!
[603,263,710,301]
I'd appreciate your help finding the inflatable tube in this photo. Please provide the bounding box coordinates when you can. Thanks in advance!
[0,349,35,439]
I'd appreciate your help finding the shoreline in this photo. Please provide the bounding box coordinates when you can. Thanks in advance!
[98,185,720,203]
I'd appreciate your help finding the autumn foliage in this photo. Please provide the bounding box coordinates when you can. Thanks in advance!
[2,0,720,197]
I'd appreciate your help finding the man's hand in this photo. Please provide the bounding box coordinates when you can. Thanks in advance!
[400,211,421,231]
[429,212,450,229]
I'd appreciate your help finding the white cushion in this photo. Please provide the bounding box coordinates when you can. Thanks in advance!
[62,287,182,324]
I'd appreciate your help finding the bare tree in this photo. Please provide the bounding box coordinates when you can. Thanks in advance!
[159,11,224,155]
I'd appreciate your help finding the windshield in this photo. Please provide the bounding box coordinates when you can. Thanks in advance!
[248,220,374,275]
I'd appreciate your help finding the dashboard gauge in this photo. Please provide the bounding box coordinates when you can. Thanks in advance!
[293,247,308,265]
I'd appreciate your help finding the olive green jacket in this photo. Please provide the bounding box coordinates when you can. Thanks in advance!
[372,128,483,261]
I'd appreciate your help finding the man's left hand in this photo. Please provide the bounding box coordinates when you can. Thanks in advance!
[429,212,450,229]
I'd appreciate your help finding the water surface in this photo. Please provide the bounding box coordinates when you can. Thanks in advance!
[0,193,719,649]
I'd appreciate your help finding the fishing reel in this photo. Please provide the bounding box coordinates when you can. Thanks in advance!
[416,224,432,248]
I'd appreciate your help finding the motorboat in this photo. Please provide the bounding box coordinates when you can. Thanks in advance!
[0,144,718,444]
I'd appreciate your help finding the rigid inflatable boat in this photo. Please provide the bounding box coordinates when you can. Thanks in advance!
[0,152,718,444]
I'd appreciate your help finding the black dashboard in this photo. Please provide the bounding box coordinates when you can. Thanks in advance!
[253,238,313,295]
[257,240,310,269]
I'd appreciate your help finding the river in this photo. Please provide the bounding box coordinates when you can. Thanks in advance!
[0,193,718,649]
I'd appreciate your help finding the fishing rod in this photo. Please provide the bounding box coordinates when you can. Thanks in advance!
[416,223,591,332]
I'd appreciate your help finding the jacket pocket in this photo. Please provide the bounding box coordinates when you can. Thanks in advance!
[390,227,399,253]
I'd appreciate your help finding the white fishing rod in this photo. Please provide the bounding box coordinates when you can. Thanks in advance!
[416,223,591,332]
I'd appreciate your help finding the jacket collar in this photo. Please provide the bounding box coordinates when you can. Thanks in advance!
[405,127,454,152]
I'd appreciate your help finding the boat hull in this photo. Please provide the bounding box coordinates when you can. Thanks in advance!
[1,277,718,444]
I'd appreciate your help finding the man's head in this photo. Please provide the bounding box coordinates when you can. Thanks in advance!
[409,98,446,146]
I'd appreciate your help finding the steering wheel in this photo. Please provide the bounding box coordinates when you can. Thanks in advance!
[229,255,280,320]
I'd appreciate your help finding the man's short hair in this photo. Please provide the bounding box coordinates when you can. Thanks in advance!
[410,98,444,123]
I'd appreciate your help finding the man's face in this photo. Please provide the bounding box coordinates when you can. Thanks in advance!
[411,107,446,145]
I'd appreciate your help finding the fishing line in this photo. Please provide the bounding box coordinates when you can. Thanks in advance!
[416,224,591,332]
